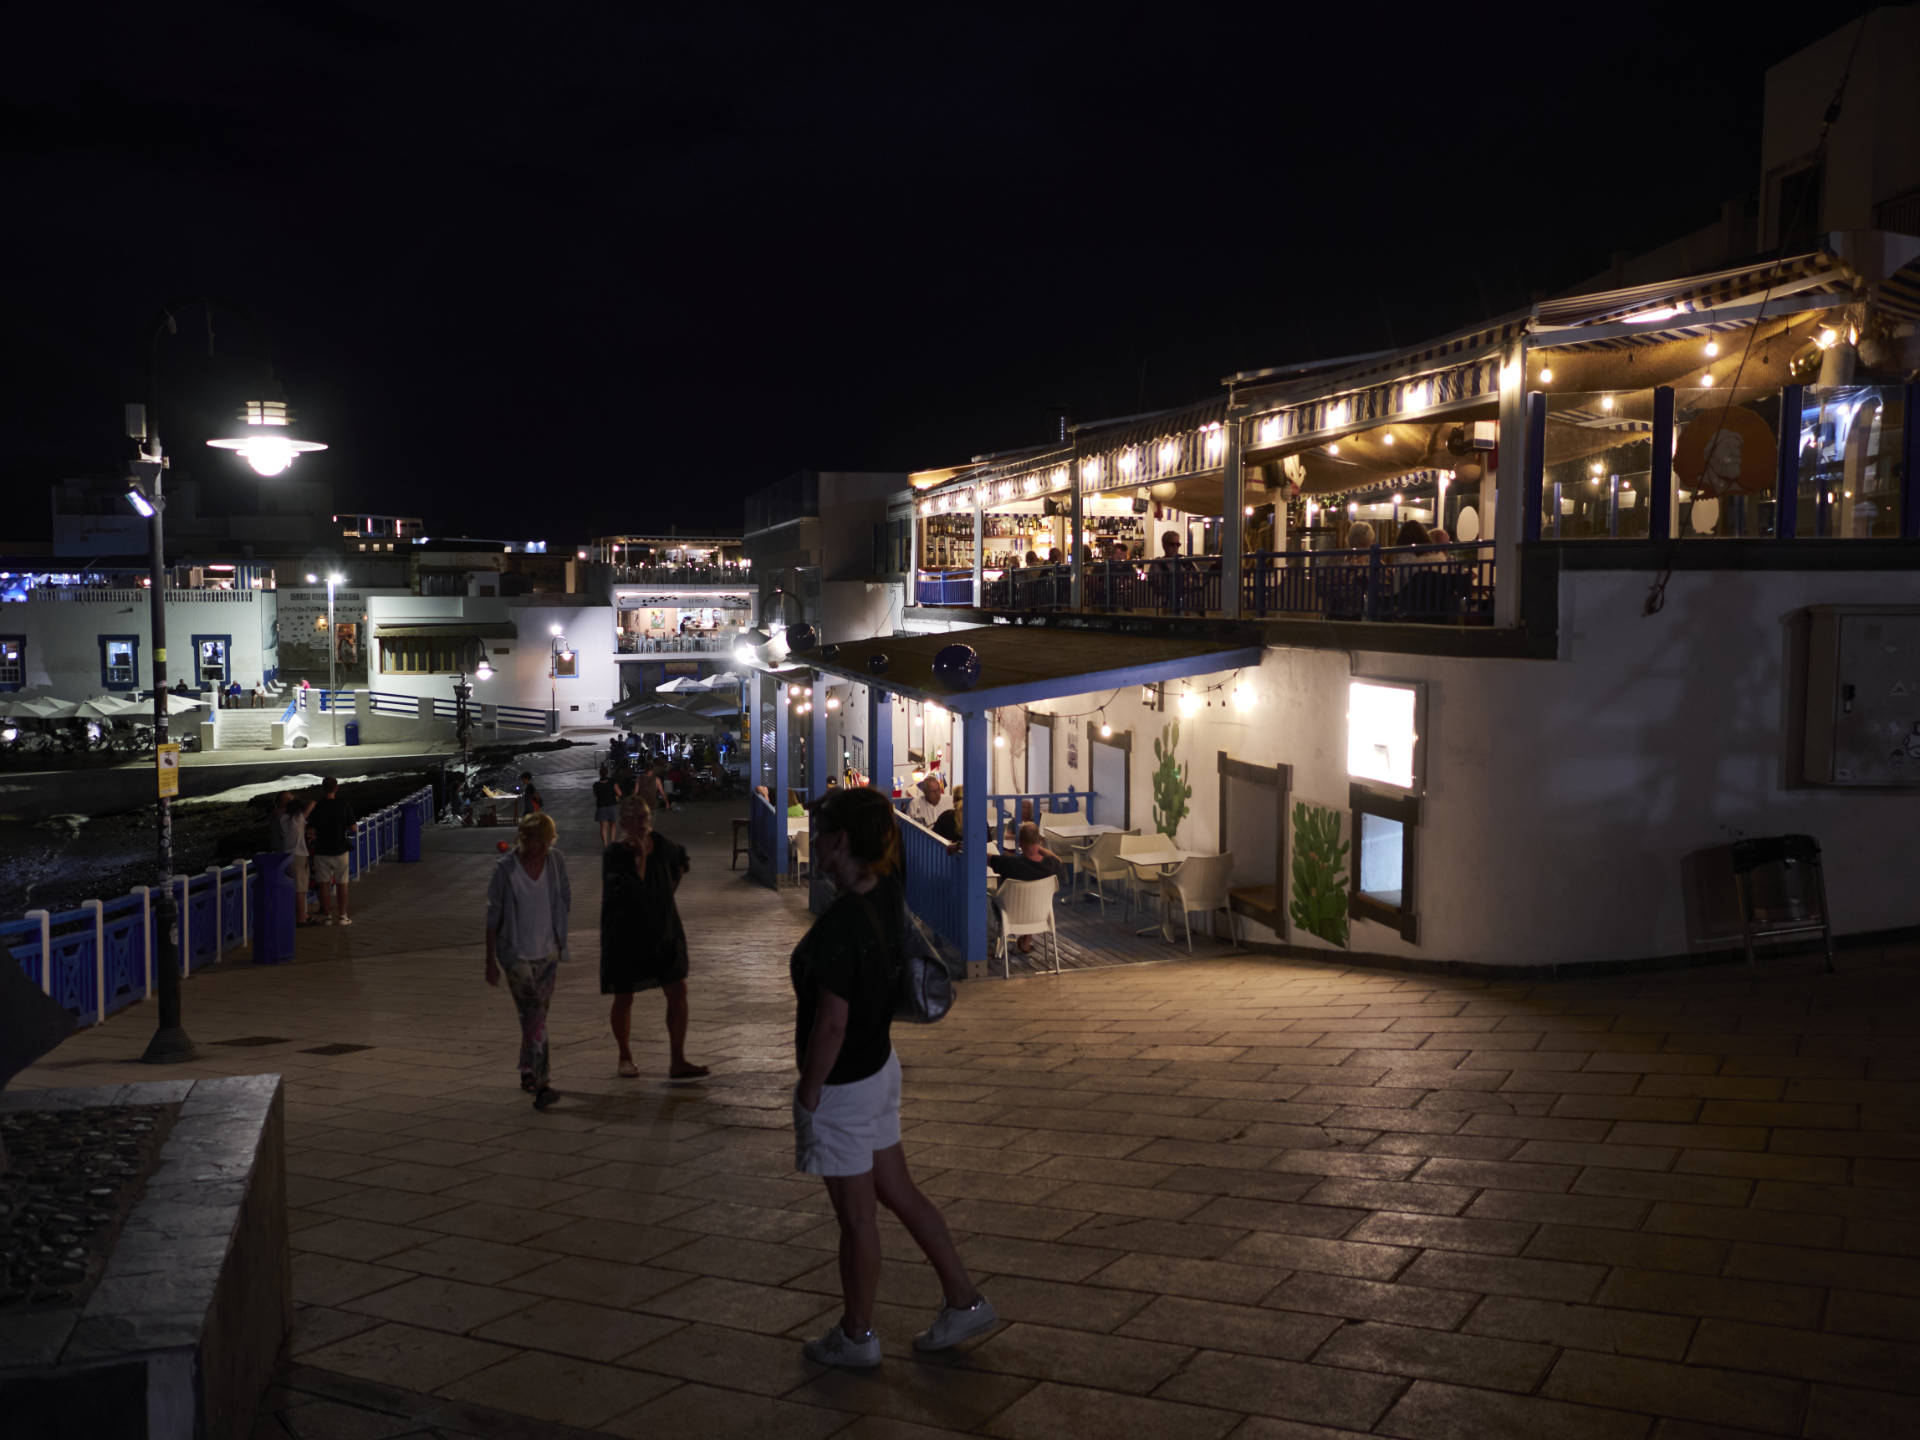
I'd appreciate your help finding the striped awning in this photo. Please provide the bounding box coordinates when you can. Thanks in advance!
[1078,396,1232,493]
[374,621,518,639]
[1532,251,1855,328]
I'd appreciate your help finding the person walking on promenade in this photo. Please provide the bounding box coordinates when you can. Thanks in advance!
[592,764,623,846]
[485,811,571,1111]
[307,777,355,926]
[790,786,995,1369]
[517,771,544,820]
[275,791,317,926]
[601,794,708,1080]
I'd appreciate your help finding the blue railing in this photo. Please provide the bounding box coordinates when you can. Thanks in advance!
[898,814,964,954]
[3,863,251,1028]
[983,788,1094,848]
[1244,543,1495,624]
[3,784,432,1032]
[348,786,433,880]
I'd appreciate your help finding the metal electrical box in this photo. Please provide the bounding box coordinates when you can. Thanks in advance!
[1802,606,1920,786]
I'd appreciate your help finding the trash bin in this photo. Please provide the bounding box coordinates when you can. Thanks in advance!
[344,720,361,746]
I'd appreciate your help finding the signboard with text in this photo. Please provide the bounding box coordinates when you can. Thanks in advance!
[156,742,181,798]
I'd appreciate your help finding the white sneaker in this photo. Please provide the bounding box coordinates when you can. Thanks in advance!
[913,1297,998,1351]
[338,915,353,927]
[803,1324,882,1369]
[321,915,336,925]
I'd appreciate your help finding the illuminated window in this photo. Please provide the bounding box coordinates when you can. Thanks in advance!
[0,636,23,690]
[1346,679,1422,792]
[380,638,477,674]
[100,635,139,690]
[1349,784,1420,942]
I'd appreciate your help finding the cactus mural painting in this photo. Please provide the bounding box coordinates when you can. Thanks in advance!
[1151,720,1191,840]
[1290,800,1349,947]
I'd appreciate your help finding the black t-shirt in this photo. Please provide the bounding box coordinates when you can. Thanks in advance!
[592,778,617,806]
[309,796,353,855]
[990,850,1062,883]
[790,874,901,1086]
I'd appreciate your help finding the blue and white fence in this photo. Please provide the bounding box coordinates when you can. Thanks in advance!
[897,814,964,951]
[1,786,433,1031]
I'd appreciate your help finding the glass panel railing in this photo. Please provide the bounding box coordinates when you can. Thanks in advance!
[1792,384,1906,539]
[1670,385,1784,538]
[1539,388,1657,540]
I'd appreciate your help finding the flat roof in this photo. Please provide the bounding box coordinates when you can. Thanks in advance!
[792,625,1264,714]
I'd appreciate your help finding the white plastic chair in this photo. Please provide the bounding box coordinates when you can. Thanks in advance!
[1080,830,1140,916]
[1117,833,1170,918]
[792,828,811,878]
[1164,851,1238,951]
[992,875,1060,975]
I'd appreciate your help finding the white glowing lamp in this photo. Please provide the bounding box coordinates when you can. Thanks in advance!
[206,399,327,476]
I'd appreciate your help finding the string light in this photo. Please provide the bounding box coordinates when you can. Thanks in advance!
[1327,443,1340,456]
[1383,433,1395,446]
[1178,690,1202,718]
[1816,327,1839,350]
[1601,395,1615,412]
[1704,340,1720,357]
[1700,374,1715,388]
[1539,366,1554,385]
[1233,681,1254,712]
[993,732,1006,748]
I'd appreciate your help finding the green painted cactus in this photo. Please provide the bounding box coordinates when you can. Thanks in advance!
[1151,720,1191,840]
[1290,800,1349,947]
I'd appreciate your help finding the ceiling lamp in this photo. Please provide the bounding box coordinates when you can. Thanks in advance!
[1601,395,1615,412]
[1538,366,1554,385]
[1704,339,1720,357]
[1327,442,1340,456]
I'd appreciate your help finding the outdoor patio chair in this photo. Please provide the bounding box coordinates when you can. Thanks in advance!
[1079,830,1141,916]
[1117,833,1169,919]
[792,828,811,879]
[992,875,1060,976]
[1164,851,1239,952]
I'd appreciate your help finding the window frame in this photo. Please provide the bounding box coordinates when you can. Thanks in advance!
[99,633,141,692]
[0,634,24,691]
[1346,676,1427,796]
[191,632,233,688]
[1348,782,1421,943]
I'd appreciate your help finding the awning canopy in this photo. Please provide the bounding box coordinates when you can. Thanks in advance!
[789,626,1264,714]
[374,621,519,639]
[607,698,730,733]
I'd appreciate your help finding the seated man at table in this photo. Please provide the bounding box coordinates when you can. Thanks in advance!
[989,823,1064,955]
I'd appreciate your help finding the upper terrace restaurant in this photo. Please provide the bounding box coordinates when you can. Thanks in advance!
[744,236,1920,976]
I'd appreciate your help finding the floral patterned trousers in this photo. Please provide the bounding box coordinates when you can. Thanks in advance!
[503,955,559,1089]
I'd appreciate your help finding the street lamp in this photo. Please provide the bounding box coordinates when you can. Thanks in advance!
[124,306,327,1064]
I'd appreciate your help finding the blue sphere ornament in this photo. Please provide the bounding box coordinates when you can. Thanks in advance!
[867,652,890,674]
[932,642,982,691]
[820,643,840,660]
[786,623,819,651]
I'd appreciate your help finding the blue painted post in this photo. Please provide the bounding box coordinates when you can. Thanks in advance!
[1523,392,1546,543]
[252,851,296,964]
[1777,383,1803,540]
[773,683,791,880]
[400,796,422,862]
[809,672,829,800]
[960,710,989,975]
[1904,383,1920,540]
[1650,387,1675,542]
[866,684,891,795]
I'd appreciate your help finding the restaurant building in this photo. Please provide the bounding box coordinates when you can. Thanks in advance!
[743,232,1920,974]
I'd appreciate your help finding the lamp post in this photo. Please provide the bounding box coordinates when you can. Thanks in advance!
[452,658,493,800]
[303,571,344,745]
[125,303,326,1064]
[548,624,571,737]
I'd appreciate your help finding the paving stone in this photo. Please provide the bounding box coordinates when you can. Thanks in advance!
[640,1275,849,1335]
[602,1381,853,1440]
[1800,1383,1920,1440]
[1400,1250,1607,1303]
[1222,1231,1413,1280]
[1687,1318,1920,1393]
[1117,1295,1341,1360]
[1522,1224,1728,1274]
[1463,1294,1695,1360]
[1313,1320,1557,1393]
[1088,1252,1289,1304]
[982,1381,1237,1440]
[470,1296,682,1363]
[620,1320,827,1395]
[1543,1351,1806,1434]
[1346,1210,1537,1256]
[293,1254,414,1308]
[1261,1272,1478,1330]
[344,1276,539,1334]
[967,1321,1192,1394]
[1823,1288,1920,1342]
[300,1321,518,1393]
[1154,1351,1404,1430]
[436,1348,679,1428]
[1377,1379,1652,1440]
[500,1254,688,1309]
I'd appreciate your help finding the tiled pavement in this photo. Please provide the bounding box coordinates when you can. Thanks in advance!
[15,743,1920,1439]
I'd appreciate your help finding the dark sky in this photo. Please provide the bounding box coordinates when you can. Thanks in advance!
[4,3,1858,541]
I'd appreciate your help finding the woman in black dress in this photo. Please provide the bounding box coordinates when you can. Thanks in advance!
[601,793,709,1079]
[592,764,623,846]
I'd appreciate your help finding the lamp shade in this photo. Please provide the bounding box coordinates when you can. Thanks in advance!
[206,399,326,476]
[932,643,981,691]
[785,623,819,651]
[866,652,890,674]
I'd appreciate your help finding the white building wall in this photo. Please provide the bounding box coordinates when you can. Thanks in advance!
[0,592,279,697]
[365,595,618,727]
[1011,566,1919,970]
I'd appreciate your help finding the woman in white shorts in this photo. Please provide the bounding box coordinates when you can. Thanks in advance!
[789,786,995,1369]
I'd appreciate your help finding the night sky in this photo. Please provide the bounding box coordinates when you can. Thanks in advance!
[4,4,1858,542]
